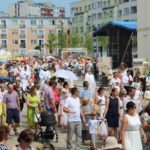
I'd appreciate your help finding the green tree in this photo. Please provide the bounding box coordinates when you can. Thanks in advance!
[45,33,57,53]
[70,32,80,48]
[84,32,93,51]
[58,30,66,50]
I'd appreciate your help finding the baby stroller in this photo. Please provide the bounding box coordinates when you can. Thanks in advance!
[35,110,58,143]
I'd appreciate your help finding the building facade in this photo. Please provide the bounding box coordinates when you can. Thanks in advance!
[71,0,137,35]
[8,0,65,18]
[0,17,70,55]
[137,0,150,61]
[70,0,137,52]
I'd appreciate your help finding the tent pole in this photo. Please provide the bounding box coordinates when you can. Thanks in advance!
[120,32,133,65]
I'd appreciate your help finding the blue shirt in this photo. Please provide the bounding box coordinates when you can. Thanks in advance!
[80,88,92,100]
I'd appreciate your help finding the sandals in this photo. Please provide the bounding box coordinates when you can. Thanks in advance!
[13,129,19,136]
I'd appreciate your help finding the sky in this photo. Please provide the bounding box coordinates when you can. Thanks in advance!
[0,0,79,17]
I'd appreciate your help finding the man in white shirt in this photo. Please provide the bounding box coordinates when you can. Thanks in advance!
[123,87,142,113]
[39,66,51,87]
[20,66,31,91]
[64,87,86,150]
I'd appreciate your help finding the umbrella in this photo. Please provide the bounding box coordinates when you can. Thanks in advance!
[46,56,55,60]
[54,69,78,80]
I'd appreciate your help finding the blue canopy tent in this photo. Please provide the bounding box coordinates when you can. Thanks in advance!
[93,21,137,68]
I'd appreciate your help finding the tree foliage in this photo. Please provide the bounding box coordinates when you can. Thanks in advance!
[84,32,93,51]
[70,32,80,48]
[45,33,57,53]
[58,30,66,50]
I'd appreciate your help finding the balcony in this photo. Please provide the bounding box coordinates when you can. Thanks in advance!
[19,24,26,28]
[1,34,7,39]
[19,34,25,38]
[38,34,44,38]
[20,43,26,48]
[38,24,44,28]
[57,25,63,28]
[0,25,6,29]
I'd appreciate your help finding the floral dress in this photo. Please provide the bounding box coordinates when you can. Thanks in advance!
[141,112,150,150]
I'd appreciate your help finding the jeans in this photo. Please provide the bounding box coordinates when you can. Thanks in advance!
[67,121,82,150]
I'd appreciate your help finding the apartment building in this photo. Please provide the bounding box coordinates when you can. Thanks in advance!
[8,0,65,18]
[70,0,137,36]
[137,0,150,61]
[0,17,70,55]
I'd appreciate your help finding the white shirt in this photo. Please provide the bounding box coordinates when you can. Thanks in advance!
[122,75,133,85]
[88,119,99,134]
[123,95,142,113]
[109,78,121,86]
[39,70,51,81]
[64,96,81,122]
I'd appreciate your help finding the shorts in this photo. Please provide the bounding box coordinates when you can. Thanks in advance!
[6,108,20,124]
[90,134,97,143]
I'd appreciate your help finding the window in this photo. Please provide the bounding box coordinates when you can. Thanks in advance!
[13,40,18,45]
[39,20,43,25]
[39,30,44,35]
[103,11,107,18]
[52,20,55,25]
[75,27,78,33]
[20,40,26,48]
[92,14,96,21]
[108,0,111,6]
[98,13,102,19]
[84,6,87,11]
[1,20,6,26]
[88,5,91,11]
[12,19,18,26]
[20,30,25,35]
[81,26,84,32]
[119,0,122,4]
[123,0,129,3]
[98,1,102,8]
[103,1,106,7]
[79,7,82,12]
[109,10,113,17]
[1,40,7,47]
[80,16,83,22]
[32,30,37,35]
[131,6,137,14]
[31,40,37,45]
[12,31,18,35]
[124,8,129,15]
[118,10,122,17]
[30,20,36,26]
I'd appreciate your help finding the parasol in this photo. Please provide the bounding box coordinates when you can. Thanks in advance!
[54,69,78,80]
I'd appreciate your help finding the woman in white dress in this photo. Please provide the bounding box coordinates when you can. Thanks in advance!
[121,101,147,150]
[85,68,96,99]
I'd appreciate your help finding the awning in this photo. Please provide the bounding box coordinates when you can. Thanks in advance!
[93,21,137,37]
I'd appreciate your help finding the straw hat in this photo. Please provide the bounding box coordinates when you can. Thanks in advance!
[104,136,122,150]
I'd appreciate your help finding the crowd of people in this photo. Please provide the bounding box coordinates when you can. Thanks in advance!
[0,56,149,150]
